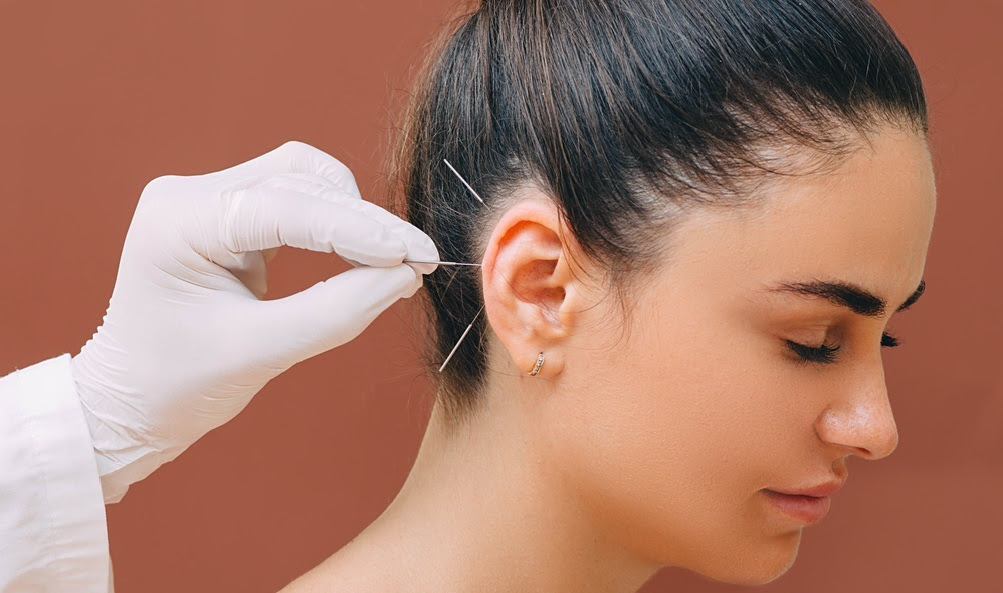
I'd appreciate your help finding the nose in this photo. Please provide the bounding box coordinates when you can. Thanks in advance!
[815,363,899,460]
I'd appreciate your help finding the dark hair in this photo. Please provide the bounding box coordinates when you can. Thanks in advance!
[389,0,928,422]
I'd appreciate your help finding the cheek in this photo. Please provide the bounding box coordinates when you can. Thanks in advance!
[543,300,808,579]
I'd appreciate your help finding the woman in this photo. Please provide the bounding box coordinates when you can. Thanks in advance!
[284,0,935,590]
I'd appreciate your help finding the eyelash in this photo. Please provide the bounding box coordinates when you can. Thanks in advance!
[787,332,901,367]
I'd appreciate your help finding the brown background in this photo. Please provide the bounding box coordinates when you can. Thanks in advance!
[1,1,999,591]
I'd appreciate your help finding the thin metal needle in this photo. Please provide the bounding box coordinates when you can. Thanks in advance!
[438,304,484,373]
[436,159,486,373]
[443,159,486,204]
[404,259,482,267]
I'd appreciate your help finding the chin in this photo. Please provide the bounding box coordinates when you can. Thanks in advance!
[688,530,803,587]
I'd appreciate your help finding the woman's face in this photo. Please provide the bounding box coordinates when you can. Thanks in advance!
[510,126,936,584]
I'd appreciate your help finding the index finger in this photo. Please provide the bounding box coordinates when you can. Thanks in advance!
[201,141,363,199]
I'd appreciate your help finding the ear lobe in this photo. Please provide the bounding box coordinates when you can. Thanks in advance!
[481,198,582,376]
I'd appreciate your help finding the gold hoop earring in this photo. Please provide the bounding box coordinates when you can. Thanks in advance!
[529,352,545,376]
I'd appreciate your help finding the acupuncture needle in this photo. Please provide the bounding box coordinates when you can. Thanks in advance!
[403,259,481,267]
[409,158,486,372]
[438,304,484,372]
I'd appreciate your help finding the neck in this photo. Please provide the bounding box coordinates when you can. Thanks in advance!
[323,389,660,593]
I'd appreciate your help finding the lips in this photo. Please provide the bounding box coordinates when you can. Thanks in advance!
[762,490,832,524]
[769,480,844,498]
[762,479,844,524]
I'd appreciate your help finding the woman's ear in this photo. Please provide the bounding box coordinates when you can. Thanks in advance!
[480,195,588,378]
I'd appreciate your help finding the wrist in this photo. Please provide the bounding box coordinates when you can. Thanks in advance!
[72,352,165,503]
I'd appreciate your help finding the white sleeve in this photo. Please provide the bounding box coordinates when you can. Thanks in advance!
[0,353,111,593]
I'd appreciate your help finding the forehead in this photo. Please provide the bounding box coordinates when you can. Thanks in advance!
[661,127,936,308]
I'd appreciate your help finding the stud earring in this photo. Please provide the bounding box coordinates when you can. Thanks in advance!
[529,352,545,376]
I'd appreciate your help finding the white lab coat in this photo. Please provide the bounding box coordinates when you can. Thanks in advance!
[0,353,112,592]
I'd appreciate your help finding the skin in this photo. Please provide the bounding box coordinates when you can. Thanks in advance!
[280,123,937,592]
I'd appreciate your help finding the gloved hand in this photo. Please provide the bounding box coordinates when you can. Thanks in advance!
[71,140,438,503]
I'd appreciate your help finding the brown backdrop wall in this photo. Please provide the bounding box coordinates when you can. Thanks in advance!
[1,1,999,591]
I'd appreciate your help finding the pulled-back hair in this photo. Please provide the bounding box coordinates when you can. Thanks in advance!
[389,0,928,422]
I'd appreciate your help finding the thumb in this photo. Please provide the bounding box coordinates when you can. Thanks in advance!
[252,264,423,365]
[222,184,408,267]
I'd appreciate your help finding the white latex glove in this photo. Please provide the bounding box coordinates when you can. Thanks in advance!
[71,140,438,503]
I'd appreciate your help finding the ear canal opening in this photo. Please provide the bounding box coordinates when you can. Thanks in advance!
[503,250,569,327]
[539,286,567,326]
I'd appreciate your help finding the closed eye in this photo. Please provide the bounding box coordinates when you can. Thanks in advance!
[788,331,901,367]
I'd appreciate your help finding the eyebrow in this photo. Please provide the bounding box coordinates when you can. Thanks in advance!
[763,278,926,319]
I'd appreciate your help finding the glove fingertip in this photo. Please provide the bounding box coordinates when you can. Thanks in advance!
[340,228,408,268]
[408,260,438,275]
[401,265,425,298]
